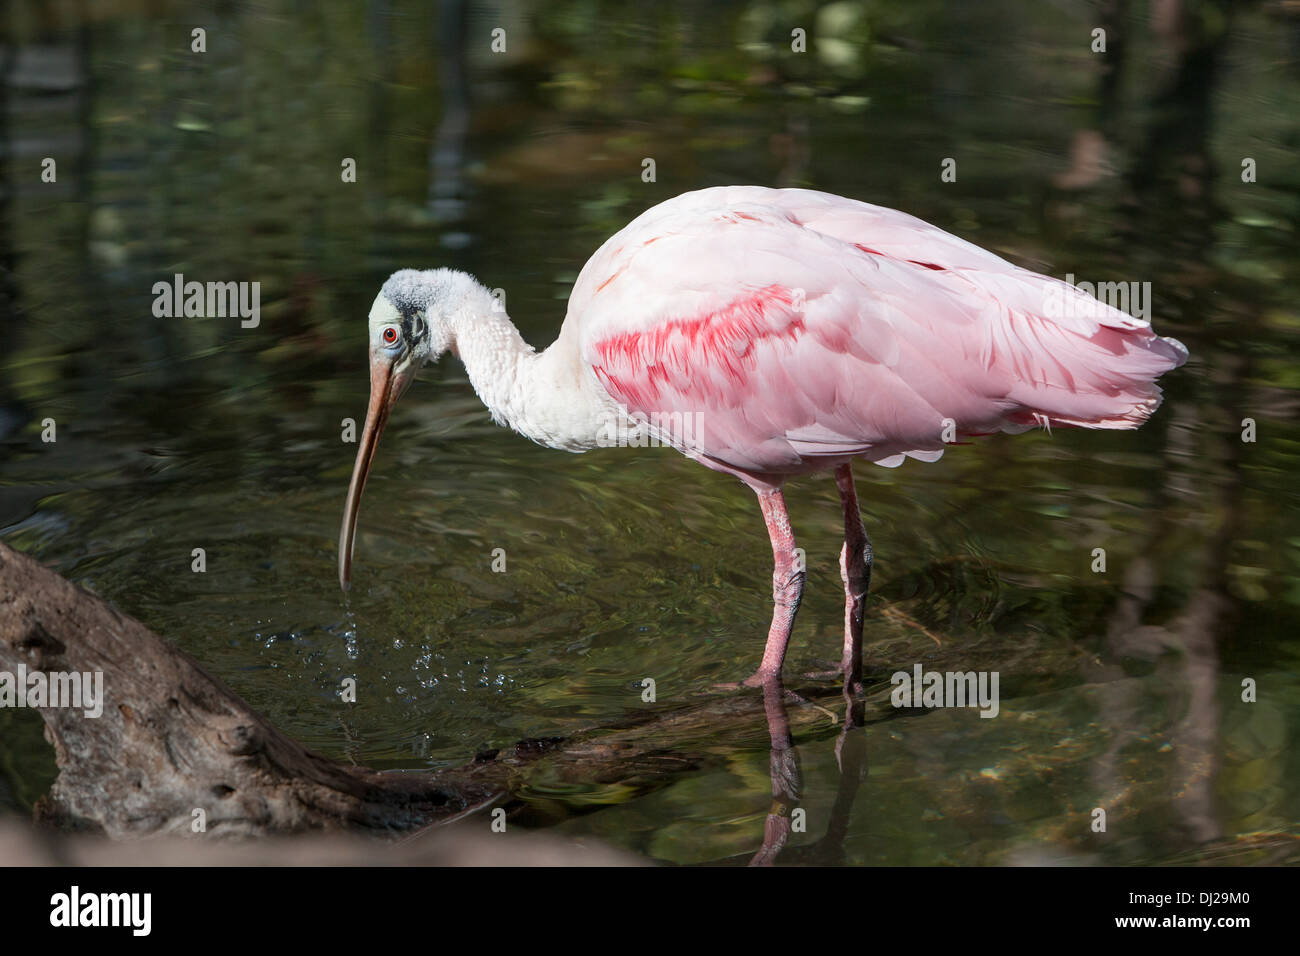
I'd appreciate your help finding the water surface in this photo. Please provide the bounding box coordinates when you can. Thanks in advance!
[1,0,1298,865]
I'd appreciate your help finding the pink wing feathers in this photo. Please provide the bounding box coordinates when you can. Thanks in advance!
[569,186,1187,480]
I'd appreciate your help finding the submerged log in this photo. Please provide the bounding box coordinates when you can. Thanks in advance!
[0,541,508,837]
[0,541,871,841]
[0,817,645,865]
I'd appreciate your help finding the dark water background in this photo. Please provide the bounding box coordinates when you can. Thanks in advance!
[1,0,1298,864]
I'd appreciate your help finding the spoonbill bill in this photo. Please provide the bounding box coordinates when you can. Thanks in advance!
[338,186,1187,688]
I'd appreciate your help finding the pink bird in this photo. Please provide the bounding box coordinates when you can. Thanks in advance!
[338,186,1187,688]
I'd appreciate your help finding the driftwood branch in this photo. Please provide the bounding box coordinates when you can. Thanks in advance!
[0,541,510,837]
[0,541,869,843]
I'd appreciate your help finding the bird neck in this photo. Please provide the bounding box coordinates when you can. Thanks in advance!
[449,301,617,453]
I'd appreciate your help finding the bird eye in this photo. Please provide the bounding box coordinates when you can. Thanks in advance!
[382,327,399,345]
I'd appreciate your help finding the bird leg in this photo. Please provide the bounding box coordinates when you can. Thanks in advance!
[744,488,805,687]
[835,463,872,693]
[748,675,801,866]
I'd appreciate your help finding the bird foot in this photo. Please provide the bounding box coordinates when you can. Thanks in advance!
[802,667,842,680]
[711,664,796,692]
[711,671,781,692]
[717,668,865,694]
[801,666,867,696]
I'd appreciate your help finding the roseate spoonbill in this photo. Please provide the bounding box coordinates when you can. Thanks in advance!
[339,185,1187,687]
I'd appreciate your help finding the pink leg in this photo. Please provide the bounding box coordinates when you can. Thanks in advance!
[835,463,871,690]
[745,488,804,686]
[748,676,800,866]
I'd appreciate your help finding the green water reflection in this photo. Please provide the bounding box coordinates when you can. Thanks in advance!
[1,0,1298,864]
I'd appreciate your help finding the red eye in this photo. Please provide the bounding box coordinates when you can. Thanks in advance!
[382,327,398,344]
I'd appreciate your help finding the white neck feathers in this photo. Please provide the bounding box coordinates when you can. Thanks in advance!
[447,291,616,452]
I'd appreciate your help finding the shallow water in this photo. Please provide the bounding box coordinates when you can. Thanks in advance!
[1,1,1299,864]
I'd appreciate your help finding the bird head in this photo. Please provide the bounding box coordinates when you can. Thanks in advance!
[338,268,470,591]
